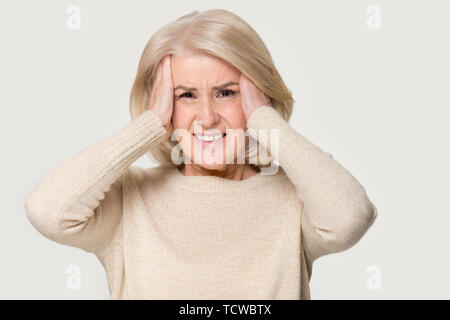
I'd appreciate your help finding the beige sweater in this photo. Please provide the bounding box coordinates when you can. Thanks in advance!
[24,106,377,300]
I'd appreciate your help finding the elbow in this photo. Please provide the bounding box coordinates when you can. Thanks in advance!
[24,195,50,235]
[24,191,63,241]
[24,193,52,238]
[333,199,378,252]
[315,198,378,254]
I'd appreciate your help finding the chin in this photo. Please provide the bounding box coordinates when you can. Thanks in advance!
[197,162,228,171]
[183,153,234,172]
[189,146,237,170]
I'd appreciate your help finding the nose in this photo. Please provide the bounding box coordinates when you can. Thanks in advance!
[197,96,220,129]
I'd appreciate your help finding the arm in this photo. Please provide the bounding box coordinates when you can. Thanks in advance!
[247,106,377,263]
[24,109,167,254]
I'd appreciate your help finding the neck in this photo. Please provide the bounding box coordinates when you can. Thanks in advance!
[180,164,259,181]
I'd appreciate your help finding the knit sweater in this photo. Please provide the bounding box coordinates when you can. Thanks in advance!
[24,106,377,300]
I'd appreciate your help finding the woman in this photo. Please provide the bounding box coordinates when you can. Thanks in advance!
[24,9,377,300]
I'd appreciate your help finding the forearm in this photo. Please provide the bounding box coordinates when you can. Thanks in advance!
[24,109,167,252]
[247,106,377,261]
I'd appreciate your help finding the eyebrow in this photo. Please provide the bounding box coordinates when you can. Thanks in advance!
[174,81,239,91]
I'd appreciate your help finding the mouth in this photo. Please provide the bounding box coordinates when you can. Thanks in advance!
[192,132,227,145]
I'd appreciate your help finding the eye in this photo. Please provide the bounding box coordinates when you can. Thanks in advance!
[178,92,195,99]
[218,89,236,98]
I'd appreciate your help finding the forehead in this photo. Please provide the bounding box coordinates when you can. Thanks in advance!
[171,52,240,84]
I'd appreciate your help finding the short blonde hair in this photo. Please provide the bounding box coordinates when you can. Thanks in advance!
[129,9,295,168]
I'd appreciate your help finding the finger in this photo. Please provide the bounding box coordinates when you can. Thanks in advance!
[162,55,170,82]
[168,55,174,88]
[150,62,162,104]
[163,55,174,90]
[156,59,163,84]
[240,74,253,92]
[239,72,246,85]
[151,63,160,94]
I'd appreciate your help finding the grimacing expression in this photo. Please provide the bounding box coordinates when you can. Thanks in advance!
[171,52,248,169]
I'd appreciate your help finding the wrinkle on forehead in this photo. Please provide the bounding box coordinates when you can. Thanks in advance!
[171,52,240,89]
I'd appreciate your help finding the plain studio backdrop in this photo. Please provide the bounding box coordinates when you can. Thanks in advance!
[1,0,448,299]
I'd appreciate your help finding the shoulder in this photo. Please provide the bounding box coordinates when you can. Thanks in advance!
[123,165,174,187]
[261,166,300,200]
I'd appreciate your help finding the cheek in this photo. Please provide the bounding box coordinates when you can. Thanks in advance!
[221,102,246,128]
[172,106,191,130]
[172,106,197,147]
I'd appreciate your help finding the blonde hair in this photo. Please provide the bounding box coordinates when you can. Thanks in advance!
[129,9,295,168]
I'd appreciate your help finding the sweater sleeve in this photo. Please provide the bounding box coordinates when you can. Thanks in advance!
[246,106,377,263]
[24,109,167,255]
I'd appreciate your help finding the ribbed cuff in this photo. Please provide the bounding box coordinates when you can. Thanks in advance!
[100,109,167,172]
[247,106,284,132]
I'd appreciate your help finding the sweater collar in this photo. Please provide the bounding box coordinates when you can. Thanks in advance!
[162,165,287,193]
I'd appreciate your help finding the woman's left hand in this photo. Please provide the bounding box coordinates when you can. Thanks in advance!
[239,73,271,122]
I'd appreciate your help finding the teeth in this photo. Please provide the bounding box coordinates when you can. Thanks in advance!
[194,134,225,141]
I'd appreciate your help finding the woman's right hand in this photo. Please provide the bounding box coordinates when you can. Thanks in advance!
[147,55,174,141]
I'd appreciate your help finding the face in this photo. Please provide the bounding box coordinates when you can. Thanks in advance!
[171,52,248,170]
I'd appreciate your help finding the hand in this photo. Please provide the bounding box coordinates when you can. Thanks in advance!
[147,55,174,141]
[239,73,272,123]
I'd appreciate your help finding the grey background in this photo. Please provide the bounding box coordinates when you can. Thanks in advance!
[1,0,449,299]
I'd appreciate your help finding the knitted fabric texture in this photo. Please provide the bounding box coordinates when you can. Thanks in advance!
[24,106,377,299]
